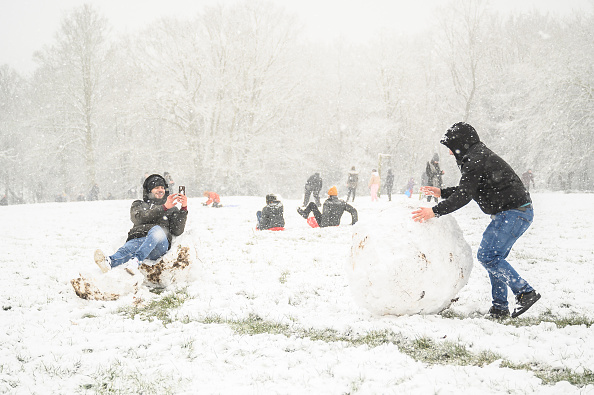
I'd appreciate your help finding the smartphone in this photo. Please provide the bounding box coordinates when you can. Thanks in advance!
[178,186,185,195]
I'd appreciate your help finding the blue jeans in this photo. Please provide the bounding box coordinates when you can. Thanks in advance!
[477,208,534,309]
[109,225,169,268]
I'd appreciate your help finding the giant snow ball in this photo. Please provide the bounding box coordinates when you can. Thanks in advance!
[347,198,473,316]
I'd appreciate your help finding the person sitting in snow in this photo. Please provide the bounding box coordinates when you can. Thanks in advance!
[297,186,358,227]
[94,173,188,275]
[256,194,285,231]
[412,122,540,319]
[202,191,221,207]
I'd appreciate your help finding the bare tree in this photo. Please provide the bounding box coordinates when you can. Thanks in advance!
[436,0,490,122]
[32,4,111,194]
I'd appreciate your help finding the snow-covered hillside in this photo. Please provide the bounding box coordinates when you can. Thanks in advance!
[1,193,593,394]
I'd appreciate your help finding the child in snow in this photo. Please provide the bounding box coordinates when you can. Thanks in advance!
[256,194,285,231]
[412,122,540,319]
[405,177,415,198]
[203,191,221,207]
[94,174,188,275]
[368,170,380,202]
[297,186,358,227]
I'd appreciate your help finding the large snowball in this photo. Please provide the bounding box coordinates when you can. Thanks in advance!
[347,199,473,315]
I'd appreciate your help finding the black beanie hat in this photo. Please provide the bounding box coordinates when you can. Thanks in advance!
[146,175,166,191]
[143,174,169,203]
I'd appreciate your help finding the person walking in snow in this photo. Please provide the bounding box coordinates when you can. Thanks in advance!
[412,122,540,319]
[385,169,395,201]
[368,169,381,202]
[521,169,535,192]
[346,166,359,202]
[297,186,358,227]
[303,172,323,207]
[425,153,444,202]
[88,183,100,201]
[164,171,175,191]
[203,191,222,207]
[256,194,285,231]
[94,174,188,275]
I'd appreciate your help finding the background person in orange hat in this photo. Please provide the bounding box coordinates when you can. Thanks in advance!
[297,186,358,227]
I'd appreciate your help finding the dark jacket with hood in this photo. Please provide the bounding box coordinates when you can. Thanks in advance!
[321,196,358,227]
[433,122,531,217]
[260,200,285,230]
[126,174,188,248]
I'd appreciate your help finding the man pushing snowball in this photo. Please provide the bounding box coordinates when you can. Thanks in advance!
[412,122,540,319]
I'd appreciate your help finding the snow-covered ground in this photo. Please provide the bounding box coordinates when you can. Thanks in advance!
[1,192,593,394]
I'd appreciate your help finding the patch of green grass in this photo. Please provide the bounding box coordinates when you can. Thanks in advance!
[510,311,593,328]
[81,360,179,394]
[501,361,594,387]
[439,308,594,329]
[279,270,290,284]
[194,314,593,387]
[118,288,190,325]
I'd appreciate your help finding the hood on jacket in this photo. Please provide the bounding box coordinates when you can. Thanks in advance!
[143,174,169,204]
[440,122,481,162]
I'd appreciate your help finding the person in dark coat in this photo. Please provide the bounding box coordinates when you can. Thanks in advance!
[256,194,285,230]
[412,122,540,319]
[164,171,175,191]
[88,184,100,201]
[303,172,323,207]
[94,174,188,275]
[521,169,535,192]
[346,166,359,202]
[425,153,444,202]
[0,194,7,206]
[298,186,357,227]
[385,169,395,201]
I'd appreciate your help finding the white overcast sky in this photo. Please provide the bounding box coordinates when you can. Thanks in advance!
[1,0,592,75]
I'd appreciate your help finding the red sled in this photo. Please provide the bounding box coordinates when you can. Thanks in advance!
[307,217,319,228]
[255,227,285,231]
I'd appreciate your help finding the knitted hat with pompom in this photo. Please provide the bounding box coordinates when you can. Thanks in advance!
[327,186,337,196]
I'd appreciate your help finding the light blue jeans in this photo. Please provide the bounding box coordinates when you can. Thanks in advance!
[477,208,534,310]
[109,225,169,268]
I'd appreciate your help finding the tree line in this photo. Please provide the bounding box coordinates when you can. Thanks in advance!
[0,0,592,203]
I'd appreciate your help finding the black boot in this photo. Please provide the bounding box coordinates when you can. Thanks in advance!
[487,306,510,319]
[297,207,307,219]
[511,290,541,318]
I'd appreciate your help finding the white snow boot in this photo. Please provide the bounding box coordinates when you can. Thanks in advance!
[94,249,112,273]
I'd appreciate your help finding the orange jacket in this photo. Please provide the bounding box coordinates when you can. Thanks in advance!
[204,191,220,205]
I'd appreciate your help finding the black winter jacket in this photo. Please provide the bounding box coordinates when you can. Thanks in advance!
[425,161,443,187]
[321,196,358,227]
[126,174,188,248]
[305,173,323,192]
[260,201,285,229]
[433,123,531,216]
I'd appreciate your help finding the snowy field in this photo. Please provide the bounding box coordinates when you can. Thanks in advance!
[1,192,593,394]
